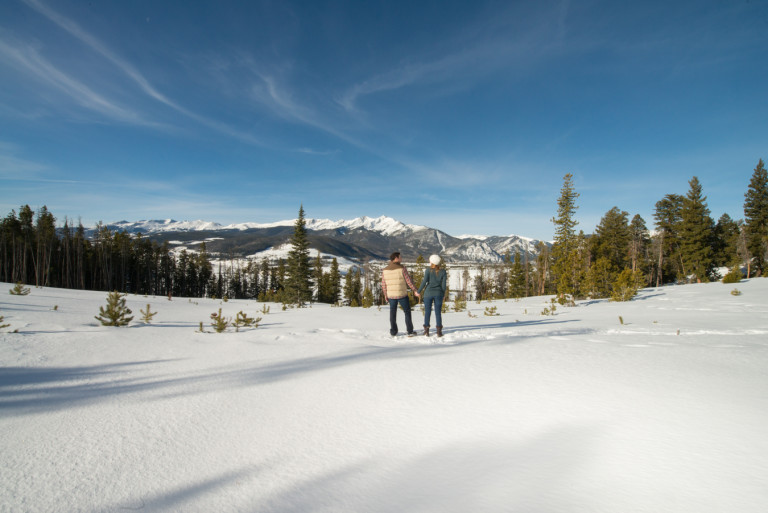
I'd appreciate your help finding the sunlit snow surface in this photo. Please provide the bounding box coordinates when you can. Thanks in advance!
[1,280,767,512]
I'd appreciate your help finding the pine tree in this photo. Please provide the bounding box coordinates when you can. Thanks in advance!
[284,206,313,306]
[313,253,324,301]
[0,308,10,331]
[611,269,644,302]
[585,257,614,299]
[328,258,341,304]
[361,287,374,308]
[139,303,157,324]
[653,194,684,285]
[743,158,768,275]
[95,291,134,327]
[722,255,743,284]
[679,177,715,282]
[508,251,526,299]
[9,282,30,295]
[551,173,580,298]
[591,207,631,271]
[713,214,740,267]
[628,214,650,274]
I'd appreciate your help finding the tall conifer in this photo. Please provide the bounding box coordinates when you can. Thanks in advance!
[551,173,581,298]
[743,158,768,275]
[284,205,313,306]
[679,177,715,282]
[653,194,684,285]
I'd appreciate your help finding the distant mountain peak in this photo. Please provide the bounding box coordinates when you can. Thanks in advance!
[101,215,549,263]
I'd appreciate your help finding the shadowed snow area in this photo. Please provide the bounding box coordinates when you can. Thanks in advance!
[1,280,767,512]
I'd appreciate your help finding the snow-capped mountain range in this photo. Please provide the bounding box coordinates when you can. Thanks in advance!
[103,215,548,264]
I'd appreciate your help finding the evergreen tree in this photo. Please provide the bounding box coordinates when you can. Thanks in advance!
[628,214,650,274]
[551,173,580,298]
[361,287,374,308]
[591,207,631,271]
[508,251,526,299]
[313,253,324,301]
[713,214,740,267]
[743,158,768,275]
[196,243,213,298]
[535,241,552,296]
[344,267,362,306]
[653,194,684,285]
[585,257,614,299]
[95,291,134,327]
[679,177,715,282]
[284,205,313,306]
[328,258,341,304]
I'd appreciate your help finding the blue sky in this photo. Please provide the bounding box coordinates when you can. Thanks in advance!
[1,0,766,240]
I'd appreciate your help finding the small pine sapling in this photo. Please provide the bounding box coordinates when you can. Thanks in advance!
[261,304,271,315]
[95,291,134,326]
[611,269,643,302]
[731,288,742,296]
[210,308,230,333]
[722,259,743,284]
[619,316,625,325]
[140,304,158,324]
[453,296,466,312]
[1,309,10,330]
[9,282,30,296]
[484,306,499,316]
[233,311,262,331]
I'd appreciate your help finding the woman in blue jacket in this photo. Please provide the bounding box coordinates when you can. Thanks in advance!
[418,254,447,337]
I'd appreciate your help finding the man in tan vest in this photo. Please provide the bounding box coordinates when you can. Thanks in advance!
[381,252,420,336]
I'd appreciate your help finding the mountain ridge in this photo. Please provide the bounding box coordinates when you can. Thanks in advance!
[102,215,550,264]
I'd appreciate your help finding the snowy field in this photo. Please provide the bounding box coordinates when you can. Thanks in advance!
[1,279,767,513]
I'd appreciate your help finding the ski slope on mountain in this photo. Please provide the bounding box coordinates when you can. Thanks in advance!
[1,279,767,512]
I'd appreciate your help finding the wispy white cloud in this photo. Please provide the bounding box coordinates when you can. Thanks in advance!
[336,4,565,113]
[0,38,146,124]
[295,147,339,156]
[17,0,268,146]
[21,0,178,111]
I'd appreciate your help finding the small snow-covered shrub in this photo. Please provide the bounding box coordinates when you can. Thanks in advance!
[731,288,742,296]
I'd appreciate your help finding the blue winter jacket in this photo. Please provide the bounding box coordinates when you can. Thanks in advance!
[418,268,447,298]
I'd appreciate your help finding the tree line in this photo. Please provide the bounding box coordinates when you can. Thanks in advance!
[535,159,768,303]
[3,159,766,304]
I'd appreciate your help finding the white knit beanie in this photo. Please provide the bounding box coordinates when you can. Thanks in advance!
[429,254,441,266]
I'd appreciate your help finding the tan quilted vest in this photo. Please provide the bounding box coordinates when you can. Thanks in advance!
[382,263,407,298]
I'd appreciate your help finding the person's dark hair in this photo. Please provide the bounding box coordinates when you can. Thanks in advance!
[389,252,401,261]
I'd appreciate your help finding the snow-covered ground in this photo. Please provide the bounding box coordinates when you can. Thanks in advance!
[1,280,767,512]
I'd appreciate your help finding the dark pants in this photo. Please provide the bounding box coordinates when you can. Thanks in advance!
[388,297,414,336]
[423,296,443,328]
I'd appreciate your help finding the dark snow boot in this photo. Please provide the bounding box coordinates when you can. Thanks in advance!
[423,326,430,336]
[436,326,443,337]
